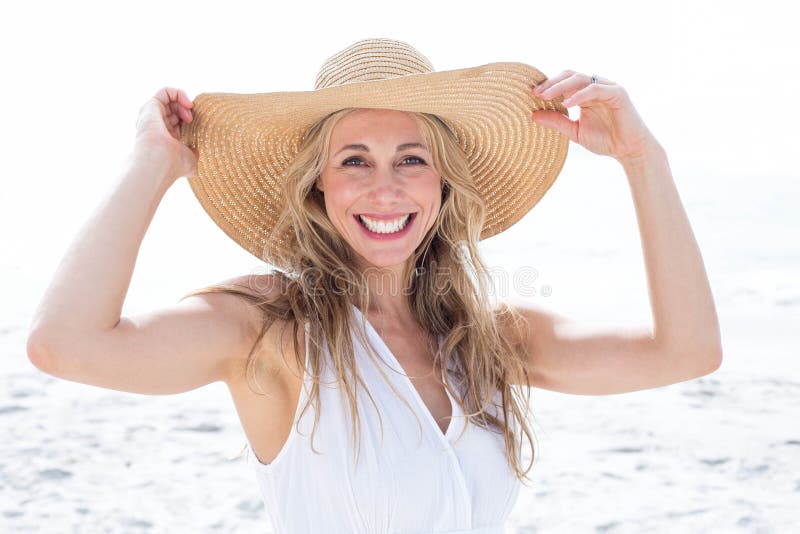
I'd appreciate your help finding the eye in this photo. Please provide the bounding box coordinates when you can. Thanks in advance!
[342,155,426,167]
[342,156,365,166]
[402,155,426,165]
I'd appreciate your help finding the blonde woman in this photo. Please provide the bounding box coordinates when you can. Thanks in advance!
[26,39,722,533]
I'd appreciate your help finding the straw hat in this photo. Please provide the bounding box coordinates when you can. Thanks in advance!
[179,38,569,269]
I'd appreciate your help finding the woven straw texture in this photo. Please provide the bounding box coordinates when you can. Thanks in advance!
[180,38,569,267]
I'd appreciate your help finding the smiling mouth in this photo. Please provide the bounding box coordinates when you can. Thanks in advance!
[355,213,416,234]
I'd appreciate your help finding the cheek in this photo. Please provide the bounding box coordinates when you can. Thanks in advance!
[421,176,444,208]
[321,181,358,220]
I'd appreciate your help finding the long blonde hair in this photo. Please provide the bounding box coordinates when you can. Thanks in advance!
[181,107,538,482]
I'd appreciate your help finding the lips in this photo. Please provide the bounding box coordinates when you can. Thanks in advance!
[356,212,415,221]
[354,212,417,238]
[357,213,412,226]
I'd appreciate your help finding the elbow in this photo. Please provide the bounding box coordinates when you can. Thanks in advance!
[709,345,723,372]
[662,330,723,378]
[663,339,723,381]
[26,332,61,376]
[694,343,723,377]
[703,330,724,372]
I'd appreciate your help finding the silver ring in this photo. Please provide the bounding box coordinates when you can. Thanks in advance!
[591,74,598,84]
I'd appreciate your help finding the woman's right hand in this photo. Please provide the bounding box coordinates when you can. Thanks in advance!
[132,87,198,182]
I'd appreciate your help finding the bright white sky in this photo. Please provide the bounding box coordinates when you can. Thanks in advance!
[2,0,798,318]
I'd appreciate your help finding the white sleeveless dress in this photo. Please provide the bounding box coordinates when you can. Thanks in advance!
[245,304,522,533]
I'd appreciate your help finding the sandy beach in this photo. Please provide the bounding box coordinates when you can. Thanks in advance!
[3,296,798,533]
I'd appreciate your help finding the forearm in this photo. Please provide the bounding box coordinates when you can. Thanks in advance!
[620,142,722,362]
[28,151,175,347]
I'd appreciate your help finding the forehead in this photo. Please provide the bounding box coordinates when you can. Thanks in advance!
[332,108,421,138]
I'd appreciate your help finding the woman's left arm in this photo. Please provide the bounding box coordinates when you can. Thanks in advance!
[616,138,722,363]
[508,71,722,394]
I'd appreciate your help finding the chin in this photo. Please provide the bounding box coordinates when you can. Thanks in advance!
[354,250,414,270]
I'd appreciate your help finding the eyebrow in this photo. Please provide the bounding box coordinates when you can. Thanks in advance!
[334,142,427,157]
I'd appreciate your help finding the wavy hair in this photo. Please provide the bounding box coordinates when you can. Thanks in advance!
[181,107,538,483]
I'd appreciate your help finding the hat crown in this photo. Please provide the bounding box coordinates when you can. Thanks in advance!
[314,38,435,90]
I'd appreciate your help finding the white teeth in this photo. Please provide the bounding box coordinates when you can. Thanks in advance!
[358,214,411,234]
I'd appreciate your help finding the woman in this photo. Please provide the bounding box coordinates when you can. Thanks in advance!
[26,38,722,532]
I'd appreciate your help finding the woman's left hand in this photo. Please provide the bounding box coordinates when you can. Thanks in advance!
[531,71,660,164]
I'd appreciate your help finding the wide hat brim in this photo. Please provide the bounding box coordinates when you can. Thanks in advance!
[179,61,569,268]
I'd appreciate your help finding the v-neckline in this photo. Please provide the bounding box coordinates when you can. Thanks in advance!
[351,303,457,442]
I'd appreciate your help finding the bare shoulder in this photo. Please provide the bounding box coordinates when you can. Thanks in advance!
[492,298,537,344]
[220,273,285,332]
[220,273,305,386]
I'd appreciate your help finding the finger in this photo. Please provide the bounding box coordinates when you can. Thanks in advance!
[177,89,193,108]
[531,109,577,142]
[535,72,591,100]
[176,104,192,122]
[168,99,193,123]
[562,83,623,107]
[155,87,188,111]
[154,86,177,106]
[534,71,615,98]
[533,70,576,94]
[592,75,615,85]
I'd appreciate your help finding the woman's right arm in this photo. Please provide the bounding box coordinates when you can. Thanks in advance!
[25,87,263,394]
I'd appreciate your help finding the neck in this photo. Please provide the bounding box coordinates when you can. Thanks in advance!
[354,259,416,322]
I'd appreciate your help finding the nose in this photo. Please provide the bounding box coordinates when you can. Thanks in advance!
[366,163,404,201]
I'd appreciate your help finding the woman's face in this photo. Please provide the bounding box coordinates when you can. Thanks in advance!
[317,108,442,270]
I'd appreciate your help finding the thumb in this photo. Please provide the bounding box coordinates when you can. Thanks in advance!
[532,109,575,141]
